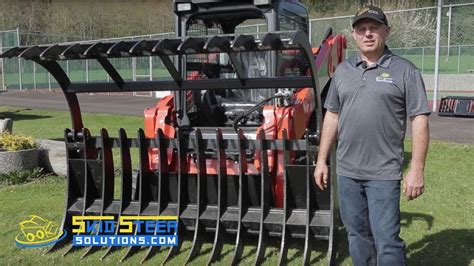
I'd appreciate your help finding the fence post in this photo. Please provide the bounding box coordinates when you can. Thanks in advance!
[421,47,425,74]
[66,60,70,76]
[17,28,23,90]
[0,33,4,91]
[308,20,312,44]
[33,61,36,90]
[48,73,51,92]
[132,57,137,82]
[457,45,461,73]
[446,4,452,60]
[85,59,89,83]
[149,56,153,81]
[432,0,443,113]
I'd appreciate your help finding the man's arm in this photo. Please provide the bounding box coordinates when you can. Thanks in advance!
[314,111,339,190]
[403,114,429,200]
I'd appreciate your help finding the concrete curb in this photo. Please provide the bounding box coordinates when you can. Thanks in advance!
[0,148,38,174]
[0,118,13,134]
[38,139,67,176]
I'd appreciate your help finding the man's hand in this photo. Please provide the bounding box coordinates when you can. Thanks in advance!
[403,168,425,200]
[314,162,329,190]
[404,114,429,201]
[313,111,339,191]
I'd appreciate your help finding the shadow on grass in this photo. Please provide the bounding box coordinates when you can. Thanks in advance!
[401,212,434,230]
[406,229,474,266]
[0,109,52,121]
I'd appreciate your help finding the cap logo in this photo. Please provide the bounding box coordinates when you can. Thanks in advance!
[368,10,379,15]
[357,7,370,15]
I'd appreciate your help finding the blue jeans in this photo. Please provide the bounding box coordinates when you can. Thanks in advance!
[338,176,406,266]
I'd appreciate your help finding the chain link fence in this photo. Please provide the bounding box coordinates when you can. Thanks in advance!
[0,31,176,96]
[1,3,474,99]
[311,3,474,75]
[0,29,20,91]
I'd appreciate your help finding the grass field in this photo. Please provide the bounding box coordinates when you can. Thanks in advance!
[0,107,473,265]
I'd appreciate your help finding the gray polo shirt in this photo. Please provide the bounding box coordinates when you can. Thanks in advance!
[324,47,431,180]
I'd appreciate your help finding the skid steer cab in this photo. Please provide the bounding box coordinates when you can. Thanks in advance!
[1,0,346,264]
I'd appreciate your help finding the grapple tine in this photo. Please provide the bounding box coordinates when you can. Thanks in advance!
[0,46,26,58]
[260,33,283,50]
[64,128,93,256]
[106,41,136,57]
[207,129,227,265]
[177,37,207,54]
[19,46,44,60]
[254,130,271,265]
[163,128,186,264]
[128,40,146,54]
[327,143,338,265]
[302,129,312,265]
[185,129,207,264]
[118,228,139,261]
[60,43,87,59]
[230,34,257,52]
[129,40,160,56]
[83,42,112,57]
[231,129,248,265]
[82,128,115,258]
[46,129,76,254]
[142,128,169,264]
[203,35,231,53]
[278,129,290,265]
[39,44,64,61]
[152,38,182,55]
[121,129,149,262]
[102,128,132,260]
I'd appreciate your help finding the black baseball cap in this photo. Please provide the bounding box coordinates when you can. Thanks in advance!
[352,5,388,27]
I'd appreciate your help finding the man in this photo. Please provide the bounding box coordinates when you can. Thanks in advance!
[314,5,430,266]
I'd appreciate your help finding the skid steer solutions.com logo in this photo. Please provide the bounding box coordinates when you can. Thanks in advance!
[15,215,67,248]
[71,216,178,247]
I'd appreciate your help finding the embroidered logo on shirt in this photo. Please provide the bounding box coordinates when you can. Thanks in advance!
[376,72,393,83]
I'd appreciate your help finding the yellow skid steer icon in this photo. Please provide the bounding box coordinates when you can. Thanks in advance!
[19,215,59,242]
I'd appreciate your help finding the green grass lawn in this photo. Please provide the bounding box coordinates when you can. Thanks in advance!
[0,106,143,140]
[0,107,473,265]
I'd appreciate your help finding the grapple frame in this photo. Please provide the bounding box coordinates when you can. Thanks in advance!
[1,5,344,265]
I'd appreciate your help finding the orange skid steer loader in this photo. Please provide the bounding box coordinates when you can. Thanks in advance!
[1,0,346,264]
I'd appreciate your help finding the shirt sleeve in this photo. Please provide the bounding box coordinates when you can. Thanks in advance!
[324,72,340,113]
[405,68,431,117]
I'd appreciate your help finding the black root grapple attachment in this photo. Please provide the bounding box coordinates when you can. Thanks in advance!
[1,30,339,265]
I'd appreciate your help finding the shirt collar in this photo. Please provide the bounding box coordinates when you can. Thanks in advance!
[354,46,392,69]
